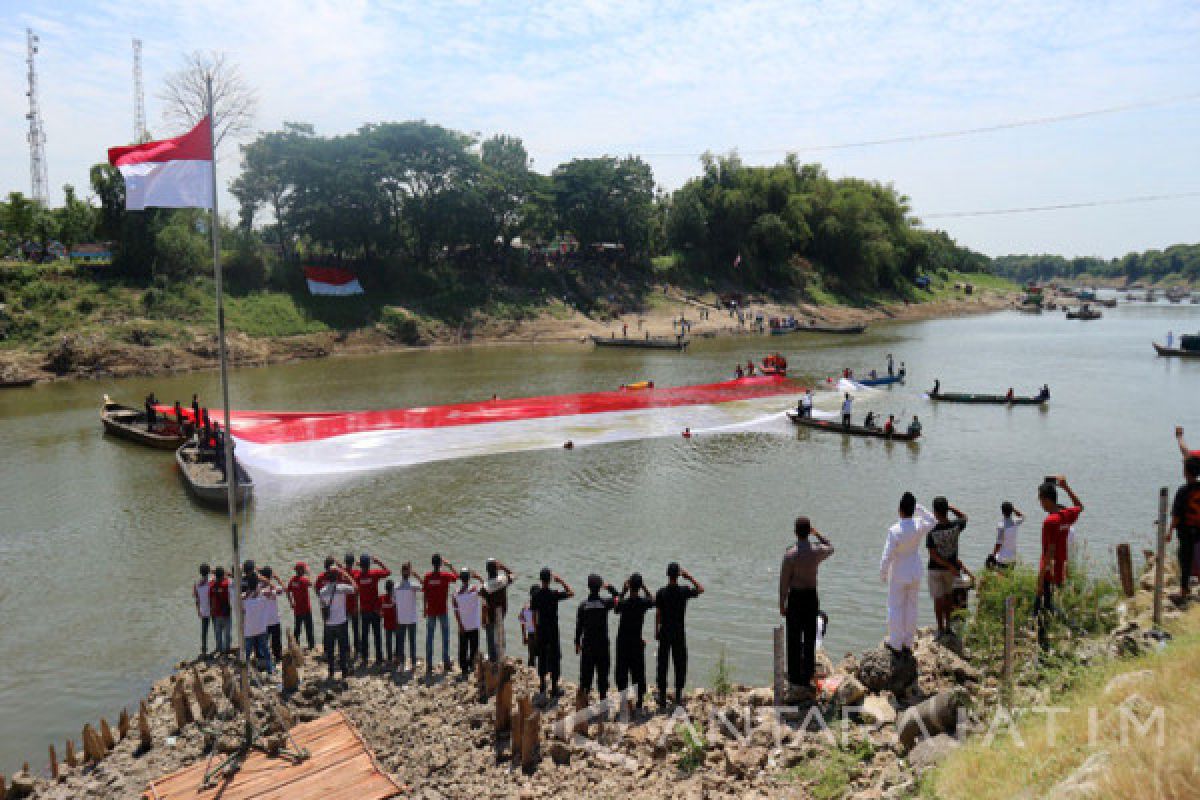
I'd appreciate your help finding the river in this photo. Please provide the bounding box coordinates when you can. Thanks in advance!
[2,297,1198,772]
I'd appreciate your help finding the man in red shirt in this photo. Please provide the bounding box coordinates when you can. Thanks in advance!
[1036,475,1084,648]
[356,553,392,667]
[422,553,458,680]
[210,565,232,655]
[340,552,362,662]
[286,562,314,650]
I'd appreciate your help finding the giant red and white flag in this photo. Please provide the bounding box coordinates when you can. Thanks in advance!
[107,117,213,210]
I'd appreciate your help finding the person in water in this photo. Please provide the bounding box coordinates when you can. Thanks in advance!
[655,563,704,707]
[615,572,655,710]
[575,574,619,702]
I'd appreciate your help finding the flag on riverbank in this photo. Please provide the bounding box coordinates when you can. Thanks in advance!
[304,266,365,296]
[107,117,213,210]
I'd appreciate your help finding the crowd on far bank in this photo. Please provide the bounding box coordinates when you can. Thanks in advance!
[189,427,1200,707]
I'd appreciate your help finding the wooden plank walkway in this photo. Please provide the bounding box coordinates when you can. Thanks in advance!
[144,710,403,800]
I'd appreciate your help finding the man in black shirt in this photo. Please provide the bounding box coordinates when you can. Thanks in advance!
[655,562,704,707]
[1168,456,1200,600]
[615,572,655,710]
[575,574,618,702]
[531,567,574,697]
[925,496,970,636]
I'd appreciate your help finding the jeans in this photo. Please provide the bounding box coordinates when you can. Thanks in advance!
[614,637,646,706]
[349,612,362,658]
[397,623,417,666]
[385,628,399,662]
[458,629,480,675]
[657,630,688,699]
[1035,582,1057,648]
[200,615,211,654]
[294,611,315,649]
[360,611,383,663]
[244,633,273,674]
[324,621,351,678]
[426,614,451,668]
[786,588,819,685]
[212,615,232,654]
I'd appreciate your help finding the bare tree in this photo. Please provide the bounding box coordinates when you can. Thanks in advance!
[159,51,258,149]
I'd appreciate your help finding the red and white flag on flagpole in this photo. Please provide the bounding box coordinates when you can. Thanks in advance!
[107,117,214,210]
[304,266,365,296]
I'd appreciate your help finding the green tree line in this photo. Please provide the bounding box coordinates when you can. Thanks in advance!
[992,245,1200,285]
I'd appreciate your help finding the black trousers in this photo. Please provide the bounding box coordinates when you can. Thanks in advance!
[537,628,561,682]
[267,623,282,660]
[200,616,211,654]
[657,630,687,697]
[360,611,383,662]
[1034,582,1057,648]
[349,612,361,657]
[1178,528,1198,593]
[458,629,479,675]
[842,413,851,428]
[294,611,315,649]
[324,622,351,678]
[786,588,819,685]
[614,637,646,705]
[579,640,610,697]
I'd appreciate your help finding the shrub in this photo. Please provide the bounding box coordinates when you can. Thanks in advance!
[676,722,706,774]
[709,647,734,699]
[380,306,422,345]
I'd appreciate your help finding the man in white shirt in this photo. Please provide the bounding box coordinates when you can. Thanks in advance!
[318,557,358,681]
[393,562,421,672]
[260,565,285,660]
[452,569,484,679]
[797,390,814,418]
[481,558,516,662]
[841,393,853,429]
[879,492,937,654]
[194,563,212,657]
[991,502,1025,568]
[241,567,277,676]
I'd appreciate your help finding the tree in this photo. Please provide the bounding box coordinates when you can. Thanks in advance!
[2,192,36,243]
[551,156,655,255]
[159,51,258,147]
[89,164,125,241]
[56,184,97,254]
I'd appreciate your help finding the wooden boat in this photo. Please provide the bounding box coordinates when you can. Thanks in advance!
[1016,305,1042,314]
[1153,343,1200,359]
[929,390,1048,406]
[789,323,867,335]
[591,335,688,351]
[101,395,187,450]
[858,374,904,387]
[1065,308,1102,320]
[175,441,253,508]
[0,376,36,388]
[787,412,920,441]
[1096,297,1117,308]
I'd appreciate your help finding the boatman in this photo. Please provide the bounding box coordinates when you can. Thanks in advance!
[575,574,619,703]
[841,393,853,429]
[779,517,834,693]
[797,390,814,418]
[614,573,655,711]
[655,563,704,707]
[907,416,922,438]
[1035,476,1084,648]
[880,492,937,655]
[532,568,574,698]
[887,353,895,377]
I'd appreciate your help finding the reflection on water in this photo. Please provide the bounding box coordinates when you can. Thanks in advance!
[1,301,1199,771]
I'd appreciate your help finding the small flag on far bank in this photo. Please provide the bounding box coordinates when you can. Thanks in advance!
[304,265,364,296]
[107,116,213,210]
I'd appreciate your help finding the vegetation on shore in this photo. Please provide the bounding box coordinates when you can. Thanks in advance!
[992,242,1200,286]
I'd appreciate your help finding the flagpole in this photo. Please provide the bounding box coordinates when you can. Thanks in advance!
[205,76,247,669]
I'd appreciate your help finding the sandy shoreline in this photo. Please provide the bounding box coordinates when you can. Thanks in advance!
[1,287,1016,386]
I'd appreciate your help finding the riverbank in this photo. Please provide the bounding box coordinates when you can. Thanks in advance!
[0,266,1016,385]
[12,553,1183,800]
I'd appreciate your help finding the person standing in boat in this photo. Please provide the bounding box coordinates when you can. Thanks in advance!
[779,516,834,695]
[907,415,922,437]
[735,364,744,379]
[532,568,575,697]
[746,360,756,377]
[655,563,704,707]
[575,574,619,703]
[1167,331,1174,349]
[802,390,814,418]
[615,573,655,711]
[841,393,853,429]
[887,354,895,377]
[930,379,940,397]
[174,401,185,430]
[191,394,201,431]
[884,415,896,436]
[194,563,213,657]
[880,492,937,655]
[144,392,157,432]
[1040,384,1051,401]
[863,411,877,430]
[210,566,232,656]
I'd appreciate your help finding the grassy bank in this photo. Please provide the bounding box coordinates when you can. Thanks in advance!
[930,604,1200,799]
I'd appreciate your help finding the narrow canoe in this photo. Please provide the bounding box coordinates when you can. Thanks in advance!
[101,396,187,450]
[175,441,253,508]
[591,335,688,350]
[929,391,1047,405]
[789,324,867,335]
[1065,310,1102,320]
[787,412,920,441]
[1153,343,1200,359]
[857,375,904,387]
[0,376,36,388]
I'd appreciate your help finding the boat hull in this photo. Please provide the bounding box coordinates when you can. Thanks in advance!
[858,376,904,387]
[591,336,688,350]
[788,324,867,335]
[1153,343,1200,359]
[787,412,919,441]
[929,392,1047,405]
[175,442,253,508]
[101,401,187,450]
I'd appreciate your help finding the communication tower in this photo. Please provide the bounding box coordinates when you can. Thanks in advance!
[26,28,49,205]
[133,38,147,143]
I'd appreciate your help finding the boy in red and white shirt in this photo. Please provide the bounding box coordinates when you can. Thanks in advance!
[286,562,314,649]
[1036,475,1084,648]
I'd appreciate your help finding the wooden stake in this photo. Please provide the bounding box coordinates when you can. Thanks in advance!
[514,695,530,763]
[82,724,104,763]
[282,652,300,693]
[118,709,131,740]
[521,710,541,772]
[1153,487,1168,628]
[0,773,6,800]
[1116,543,1135,598]
[287,628,303,663]
[65,739,77,768]
[100,718,116,751]
[772,624,786,706]
[138,705,153,751]
[193,668,218,719]
[171,681,194,729]
[49,745,59,781]
[495,678,513,733]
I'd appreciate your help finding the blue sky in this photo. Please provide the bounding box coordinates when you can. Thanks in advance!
[2,0,1199,257]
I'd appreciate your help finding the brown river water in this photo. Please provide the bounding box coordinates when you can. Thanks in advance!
[1,297,1198,772]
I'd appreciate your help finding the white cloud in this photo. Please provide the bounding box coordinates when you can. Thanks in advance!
[2,0,1198,256]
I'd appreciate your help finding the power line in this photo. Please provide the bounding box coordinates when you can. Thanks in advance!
[922,190,1200,219]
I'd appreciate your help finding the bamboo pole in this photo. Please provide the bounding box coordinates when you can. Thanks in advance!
[496,678,513,733]
[100,718,116,751]
[118,709,130,740]
[1116,543,1135,598]
[1153,488,1168,628]
[514,695,530,763]
[48,745,58,781]
[64,739,77,768]
[137,703,153,750]
[521,710,541,772]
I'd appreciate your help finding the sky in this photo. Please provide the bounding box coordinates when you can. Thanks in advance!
[2,0,1199,258]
